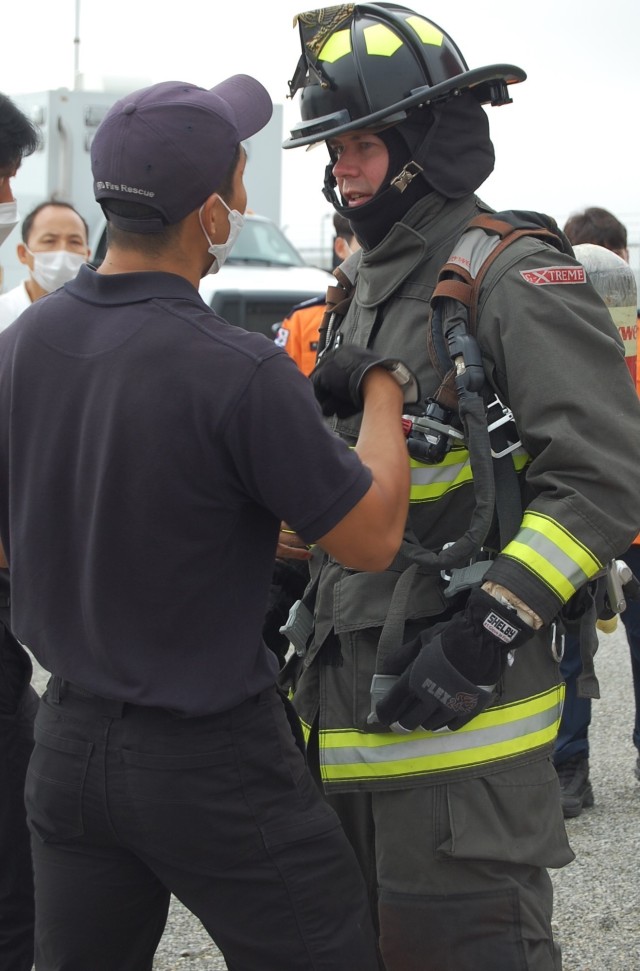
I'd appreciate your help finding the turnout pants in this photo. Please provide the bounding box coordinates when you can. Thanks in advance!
[27,680,378,971]
[325,760,573,971]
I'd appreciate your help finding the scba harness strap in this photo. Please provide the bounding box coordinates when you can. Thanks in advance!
[398,211,572,569]
[427,210,572,412]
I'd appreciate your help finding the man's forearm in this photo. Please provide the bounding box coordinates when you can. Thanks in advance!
[356,369,410,540]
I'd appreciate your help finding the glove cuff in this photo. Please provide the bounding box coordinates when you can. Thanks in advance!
[467,588,536,649]
[380,360,420,404]
[358,358,420,406]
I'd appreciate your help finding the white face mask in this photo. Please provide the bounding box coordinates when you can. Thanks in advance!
[199,196,244,275]
[27,248,86,293]
[0,200,19,249]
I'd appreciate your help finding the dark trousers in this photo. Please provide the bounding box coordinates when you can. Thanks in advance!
[554,544,640,766]
[619,545,640,753]
[0,619,37,971]
[27,680,378,971]
[553,632,591,766]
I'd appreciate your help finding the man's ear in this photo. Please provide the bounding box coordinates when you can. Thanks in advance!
[200,193,220,241]
[17,242,31,268]
[334,236,352,262]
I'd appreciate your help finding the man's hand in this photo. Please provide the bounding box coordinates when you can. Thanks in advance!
[310,346,419,418]
[276,524,312,562]
[374,588,535,733]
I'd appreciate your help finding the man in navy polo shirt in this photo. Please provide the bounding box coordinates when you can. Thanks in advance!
[0,76,416,971]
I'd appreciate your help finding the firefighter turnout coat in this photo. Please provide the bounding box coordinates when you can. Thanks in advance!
[288,190,640,793]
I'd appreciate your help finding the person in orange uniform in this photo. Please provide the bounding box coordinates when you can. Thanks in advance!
[275,213,359,375]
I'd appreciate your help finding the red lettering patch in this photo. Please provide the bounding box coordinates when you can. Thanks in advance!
[520,266,587,286]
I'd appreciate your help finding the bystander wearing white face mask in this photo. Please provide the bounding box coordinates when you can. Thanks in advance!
[26,248,86,293]
[0,201,19,249]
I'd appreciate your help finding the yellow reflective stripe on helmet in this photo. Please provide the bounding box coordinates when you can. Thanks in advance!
[502,512,603,602]
[317,685,563,783]
[409,446,530,504]
[405,16,444,47]
[318,28,352,63]
[363,23,403,56]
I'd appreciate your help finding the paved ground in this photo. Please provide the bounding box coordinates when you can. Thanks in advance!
[29,623,640,969]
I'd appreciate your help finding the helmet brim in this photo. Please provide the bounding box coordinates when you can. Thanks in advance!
[283,64,526,149]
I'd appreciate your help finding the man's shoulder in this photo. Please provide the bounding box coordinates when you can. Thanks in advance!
[284,294,326,321]
[0,282,30,331]
[0,281,29,308]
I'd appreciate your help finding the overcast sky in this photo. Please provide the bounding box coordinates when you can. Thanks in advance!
[2,0,638,261]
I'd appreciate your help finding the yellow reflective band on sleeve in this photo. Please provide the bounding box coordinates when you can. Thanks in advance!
[318,685,564,785]
[363,23,403,56]
[405,16,444,47]
[501,512,603,603]
[318,28,352,63]
[409,446,530,504]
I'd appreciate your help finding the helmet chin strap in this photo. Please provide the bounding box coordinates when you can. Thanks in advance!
[323,162,341,207]
[323,158,423,212]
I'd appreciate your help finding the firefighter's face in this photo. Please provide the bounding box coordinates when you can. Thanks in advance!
[328,132,389,208]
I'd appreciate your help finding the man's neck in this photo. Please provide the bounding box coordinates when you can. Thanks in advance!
[24,277,46,303]
[97,248,201,290]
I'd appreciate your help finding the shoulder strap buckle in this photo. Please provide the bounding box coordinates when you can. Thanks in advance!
[486,394,522,458]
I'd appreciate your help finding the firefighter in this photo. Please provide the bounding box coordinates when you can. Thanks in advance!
[275,213,359,376]
[280,6,640,970]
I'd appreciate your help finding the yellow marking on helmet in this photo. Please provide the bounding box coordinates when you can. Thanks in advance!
[406,16,444,47]
[318,28,352,63]
[363,23,403,57]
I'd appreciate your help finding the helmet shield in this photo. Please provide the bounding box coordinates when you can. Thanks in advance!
[285,3,525,148]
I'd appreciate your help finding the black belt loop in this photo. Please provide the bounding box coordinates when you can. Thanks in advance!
[49,674,62,704]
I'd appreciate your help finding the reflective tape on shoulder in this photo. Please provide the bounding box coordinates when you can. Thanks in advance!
[317,685,564,784]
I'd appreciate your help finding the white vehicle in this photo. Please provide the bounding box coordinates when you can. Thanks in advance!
[90,212,332,339]
[198,214,332,337]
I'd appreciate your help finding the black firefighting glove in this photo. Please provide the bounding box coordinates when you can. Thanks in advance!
[375,588,535,733]
[310,345,419,419]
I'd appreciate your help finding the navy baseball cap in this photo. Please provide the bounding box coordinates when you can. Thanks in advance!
[91,76,273,233]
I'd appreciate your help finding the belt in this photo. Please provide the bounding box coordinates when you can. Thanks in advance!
[48,675,130,717]
[47,675,274,721]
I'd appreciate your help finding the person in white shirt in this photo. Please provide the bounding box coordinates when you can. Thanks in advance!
[0,200,90,331]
